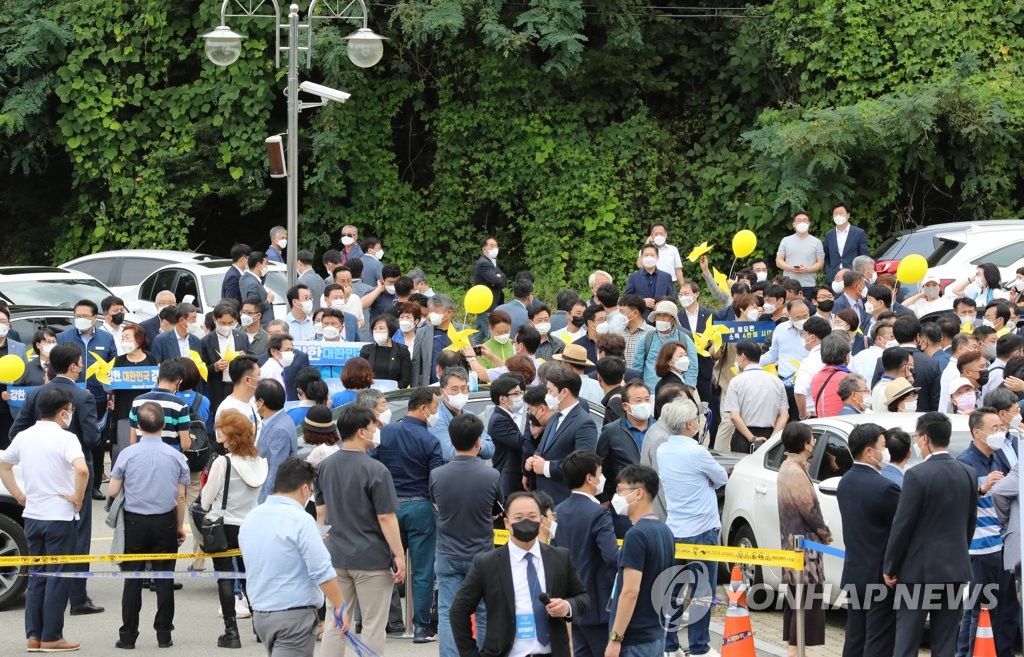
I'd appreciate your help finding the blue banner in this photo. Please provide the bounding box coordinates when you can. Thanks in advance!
[292,340,368,367]
[103,366,162,391]
[719,321,776,344]
[7,382,88,409]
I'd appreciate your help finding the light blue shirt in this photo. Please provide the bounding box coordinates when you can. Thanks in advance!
[760,319,808,382]
[428,401,495,462]
[657,434,728,537]
[110,435,189,515]
[632,328,699,390]
[239,495,335,612]
[286,313,316,341]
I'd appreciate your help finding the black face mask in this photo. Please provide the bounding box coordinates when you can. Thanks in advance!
[111,312,125,326]
[510,519,541,542]
[977,370,990,387]
[816,300,834,313]
[569,316,585,328]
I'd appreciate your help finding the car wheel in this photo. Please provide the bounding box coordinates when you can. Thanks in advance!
[0,513,27,610]
[730,522,771,608]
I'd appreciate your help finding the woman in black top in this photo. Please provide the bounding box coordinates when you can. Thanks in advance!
[359,315,412,388]
[111,324,159,442]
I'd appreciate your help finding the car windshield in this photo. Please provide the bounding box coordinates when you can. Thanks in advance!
[0,279,110,308]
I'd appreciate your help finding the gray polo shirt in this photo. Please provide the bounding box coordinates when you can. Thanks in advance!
[777,234,825,287]
[430,455,501,558]
[316,448,398,571]
[111,435,190,515]
[721,365,788,429]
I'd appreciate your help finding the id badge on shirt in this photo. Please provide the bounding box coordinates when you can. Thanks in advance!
[516,613,537,640]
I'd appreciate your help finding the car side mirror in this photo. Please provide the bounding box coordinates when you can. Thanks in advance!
[817,477,841,496]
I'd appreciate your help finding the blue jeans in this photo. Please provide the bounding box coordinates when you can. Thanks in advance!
[621,637,666,657]
[397,499,437,628]
[956,551,1020,657]
[664,528,719,656]
[24,518,78,642]
[436,554,486,657]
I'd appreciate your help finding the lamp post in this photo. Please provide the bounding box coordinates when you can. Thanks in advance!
[203,0,385,283]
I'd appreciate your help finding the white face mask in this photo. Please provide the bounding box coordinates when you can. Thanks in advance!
[861,286,869,299]
[744,308,759,321]
[0,325,9,338]
[595,473,607,493]
[884,339,898,349]
[384,285,396,296]
[215,325,234,338]
[545,393,560,410]
[864,302,876,315]
[923,285,940,300]
[674,356,690,372]
[762,303,776,315]
[595,321,610,335]
[912,440,923,460]
[379,409,393,426]
[374,249,385,261]
[833,214,848,226]
[534,322,551,336]
[426,412,440,427]
[986,431,1007,452]
[901,399,917,412]
[341,235,356,247]
[59,410,72,429]
[188,322,205,337]
[653,235,667,247]
[370,427,381,447]
[492,333,511,345]
[795,222,810,234]
[373,331,389,346]
[611,490,635,515]
[279,351,295,367]
[831,280,844,294]
[755,271,768,282]
[313,322,323,336]
[40,343,55,358]
[508,394,525,412]
[74,317,93,332]
[428,312,445,327]
[277,238,288,250]
[861,395,873,410]
[322,326,341,341]
[1014,279,1024,293]
[678,296,694,308]
[547,519,558,540]
[655,320,673,333]
[1012,415,1023,429]
[330,299,346,311]
[791,319,806,331]
[628,402,652,421]
[446,393,469,411]
[399,319,416,333]
[300,300,313,315]
[642,256,659,269]
[121,341,136,353]
[486,248,499,260]
[240,314,255,328]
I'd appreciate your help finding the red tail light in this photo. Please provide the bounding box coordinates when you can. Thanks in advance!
[876,260,900,275]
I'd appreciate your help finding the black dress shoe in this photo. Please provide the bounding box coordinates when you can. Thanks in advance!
[70,599,104,615]
[91,489,105,500]
[115,639,136,649]
[157,637,173,648]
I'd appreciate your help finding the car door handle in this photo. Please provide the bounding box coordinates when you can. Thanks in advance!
[755,485,767,496]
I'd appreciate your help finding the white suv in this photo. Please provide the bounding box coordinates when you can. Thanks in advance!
[924,221,1024,293]
[60,250,215,297]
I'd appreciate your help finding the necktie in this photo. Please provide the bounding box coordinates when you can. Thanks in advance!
[539,412,561,453]
[524,553,551,646]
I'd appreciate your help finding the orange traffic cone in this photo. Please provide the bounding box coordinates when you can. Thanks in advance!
[721,588,756,657]
[729,566,747,608]
[973,608,996,657]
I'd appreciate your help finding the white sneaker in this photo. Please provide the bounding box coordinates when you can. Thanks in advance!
[235,597,251,619]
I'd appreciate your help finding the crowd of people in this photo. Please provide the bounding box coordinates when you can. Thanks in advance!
[1,213,1024,657]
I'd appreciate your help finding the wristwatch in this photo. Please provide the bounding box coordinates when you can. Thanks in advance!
[609,631,624,643]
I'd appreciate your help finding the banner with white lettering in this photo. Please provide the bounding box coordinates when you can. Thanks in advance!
[7,382,89,409]
[291,340,368,367]
[718,321,776,344]
[102,366,162,391]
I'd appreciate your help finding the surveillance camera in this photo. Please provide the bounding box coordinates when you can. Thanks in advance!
[298,81,351,104]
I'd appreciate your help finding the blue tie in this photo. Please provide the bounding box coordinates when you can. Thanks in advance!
[539,412,561,453]
[525,553,550,646]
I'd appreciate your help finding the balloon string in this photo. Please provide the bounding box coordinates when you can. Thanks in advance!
[728,257,737,279]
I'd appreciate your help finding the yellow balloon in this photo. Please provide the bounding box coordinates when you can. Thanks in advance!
[732,230,757,258]
[0,354,25,383]
[464,285,494,315]
[896,254,928,284]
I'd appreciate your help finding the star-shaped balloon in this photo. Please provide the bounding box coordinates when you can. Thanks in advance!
[692,316,732,357]
[960,320,974,334]
[687,242,714,263]
[221,344,240,363]
[188,349,209,382]
[86,351,115,385]
[712,267,729,292]
[443,324,477,352]
[762,362,779,378]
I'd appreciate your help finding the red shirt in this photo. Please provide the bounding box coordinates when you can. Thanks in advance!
[811,365,850,417]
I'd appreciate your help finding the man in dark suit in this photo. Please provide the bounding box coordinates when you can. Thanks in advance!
[488,375,528,499]
[595,380,648,500]
[150,304,202,363]
[472,236,506,341]
[200,302,251,418]
[10,343,104,615]
[258,320,310,401]
[883,412,977,657]
[450,492,589,657]
[552,452,618,657]
[831,270,869,328]
[676,282,715,404]
[239,251,275,327]
[220,243,250,304]
[139,290,177,346]
[871,315,941,411]
[625,244,675,320]
[824,204,869,282]
[525,367,599,504]
[837,423,901,657]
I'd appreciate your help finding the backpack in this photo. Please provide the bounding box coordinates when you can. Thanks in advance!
[183,393,212,472]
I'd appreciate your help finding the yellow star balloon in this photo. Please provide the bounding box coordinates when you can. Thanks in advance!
[188,349,209,382]
[443,324,477,352]
[221,344,240,363]
[712,267,729,292]
[762,362,779,378]
[960,320,974,334]
[687,242,714,263]
[692,316,732,357]
[86,351,115,385]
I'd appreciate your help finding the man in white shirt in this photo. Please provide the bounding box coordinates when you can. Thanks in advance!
[324,282,363,329]
[99,295,128,355]
[851,320,895,378]
[260,334,294,388]
[760,299,811,384]
[216,355,261,426]
[0,387,89,652]
[635,223,684,289]
[938,334,981,413]
[793,316,832,419]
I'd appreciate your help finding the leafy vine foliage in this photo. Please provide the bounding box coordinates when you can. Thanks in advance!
[1,0,1022,298]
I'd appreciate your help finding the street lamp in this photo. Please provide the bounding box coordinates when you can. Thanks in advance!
[202,0,386,283]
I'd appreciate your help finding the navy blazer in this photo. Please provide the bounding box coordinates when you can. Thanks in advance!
[57,328,117,402]
[837,464,900,589]
[870,346,941,412]
[677,306,715,400]
[552,493,619,627]
[472,255,505,311]
[221,265,243,304]
[488,407,525,499]
[139,315,162,347]
[536,403,599,504]
[824,225,869,282]
[151,329,202,364]
[625,269,675,319]
[832,292,869,331]
[10,377,100,468]
[596,417,642,500]
[239,272,275,326]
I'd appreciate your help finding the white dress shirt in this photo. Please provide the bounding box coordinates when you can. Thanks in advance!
[759,320,809,381]
[835,225,849,256]
[507,540,551,657]
[175,330,191,357]
[794,345,824,414]
[261,357,286,387]
[217,333,233,382]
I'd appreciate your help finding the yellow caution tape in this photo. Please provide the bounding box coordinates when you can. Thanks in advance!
[0,549,241,568]
[492,529,802,569]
